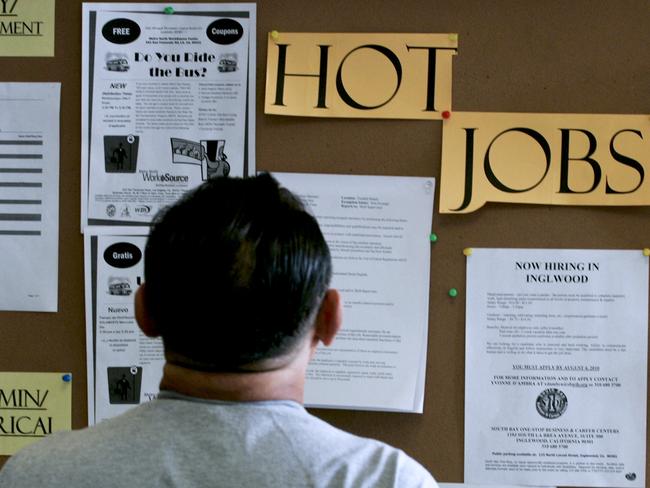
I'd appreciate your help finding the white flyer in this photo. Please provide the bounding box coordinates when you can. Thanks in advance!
[274,172,434,413]
[0,83,60,312]
[84,232,162,424]
[465,248,648,487]
[85,173,435,422]
[81,3,256,228]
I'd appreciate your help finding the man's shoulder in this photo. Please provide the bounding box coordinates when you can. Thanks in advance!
[0,403,158,487]
[0,399,438,488]
[0,430,95,486]
[268,406,437,487]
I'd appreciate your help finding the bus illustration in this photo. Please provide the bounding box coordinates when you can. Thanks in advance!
[106,57,130,72]
[218,58,237,72]
[108,277,132,296]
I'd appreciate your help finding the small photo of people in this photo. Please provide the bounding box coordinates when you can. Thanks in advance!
[107,366,142,404]
[103,135,139,173]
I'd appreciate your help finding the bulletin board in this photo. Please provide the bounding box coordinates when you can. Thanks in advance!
[1,1,649,486]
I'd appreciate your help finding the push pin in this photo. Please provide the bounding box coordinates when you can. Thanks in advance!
[270,30,280,41]
[448,33,458,43]
[463,248,473,256]
[62,373,72,382]
[442,110,451,120]
[643,248,650,257]
[430,233,438,243]
[164,6,174,14]
[448,288,458,298]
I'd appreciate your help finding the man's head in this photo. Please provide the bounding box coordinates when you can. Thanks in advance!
[138,173,334,372]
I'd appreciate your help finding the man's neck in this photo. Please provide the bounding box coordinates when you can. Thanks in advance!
[158,349,310,403]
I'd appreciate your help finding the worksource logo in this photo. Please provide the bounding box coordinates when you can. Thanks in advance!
[140,170,189,183]
[0,1,44,37]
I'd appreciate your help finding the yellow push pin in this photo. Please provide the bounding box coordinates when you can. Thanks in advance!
[448,33,458,43]
[643,248,650,257]
[270,30,280,41]
[463,247,473,256]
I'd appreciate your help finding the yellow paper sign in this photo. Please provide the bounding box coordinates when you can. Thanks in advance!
[440,112,650,213]
[0,372,71,455]
[265,32,457,119]
[0,0,55,57]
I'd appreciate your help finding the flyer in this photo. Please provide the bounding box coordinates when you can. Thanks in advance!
[84,232,158,424]
[85,173,435,421]
[0,82,60,312]
[81,3,256,228]
[274,172,434,412]
[464,248,648,487]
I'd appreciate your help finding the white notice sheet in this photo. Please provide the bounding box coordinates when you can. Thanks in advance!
[465,248,648,487]
[274,173,435,413]
[85,173,435,422]
[82,3,256,228]
[0,83,59,312]
[84,232,161,424]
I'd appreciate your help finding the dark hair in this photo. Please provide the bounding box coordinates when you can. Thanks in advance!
[144,173,332,371]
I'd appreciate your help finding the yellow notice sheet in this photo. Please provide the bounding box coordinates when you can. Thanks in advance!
[265,32,457,119]
[0,0,55,57]
[440,112,650,213]
[0,372,72,455]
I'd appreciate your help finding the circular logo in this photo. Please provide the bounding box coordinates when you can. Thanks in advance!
[102,18,141,44]
[106,204,116,217]
[126,134,135,144]
[130,366,139,375]
[206,18,243,44]
[536,388,568,419]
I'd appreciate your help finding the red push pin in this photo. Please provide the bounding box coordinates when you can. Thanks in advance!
[441,110,451,119]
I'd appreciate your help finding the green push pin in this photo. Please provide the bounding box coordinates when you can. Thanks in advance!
[429,233,438,243]
[164,6,174,14]
[448,288,458,298]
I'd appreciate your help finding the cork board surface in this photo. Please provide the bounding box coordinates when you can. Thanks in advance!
[1,1,649,485]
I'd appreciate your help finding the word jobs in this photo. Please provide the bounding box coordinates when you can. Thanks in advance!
[445,124,646,213]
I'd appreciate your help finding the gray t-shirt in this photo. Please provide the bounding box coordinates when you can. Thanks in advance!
[0,391,437,487]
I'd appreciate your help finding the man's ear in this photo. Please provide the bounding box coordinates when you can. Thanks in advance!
[135,284,160,338]
[313,289,342,347]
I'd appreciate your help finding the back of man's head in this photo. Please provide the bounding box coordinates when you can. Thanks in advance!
[144,173,332,371]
